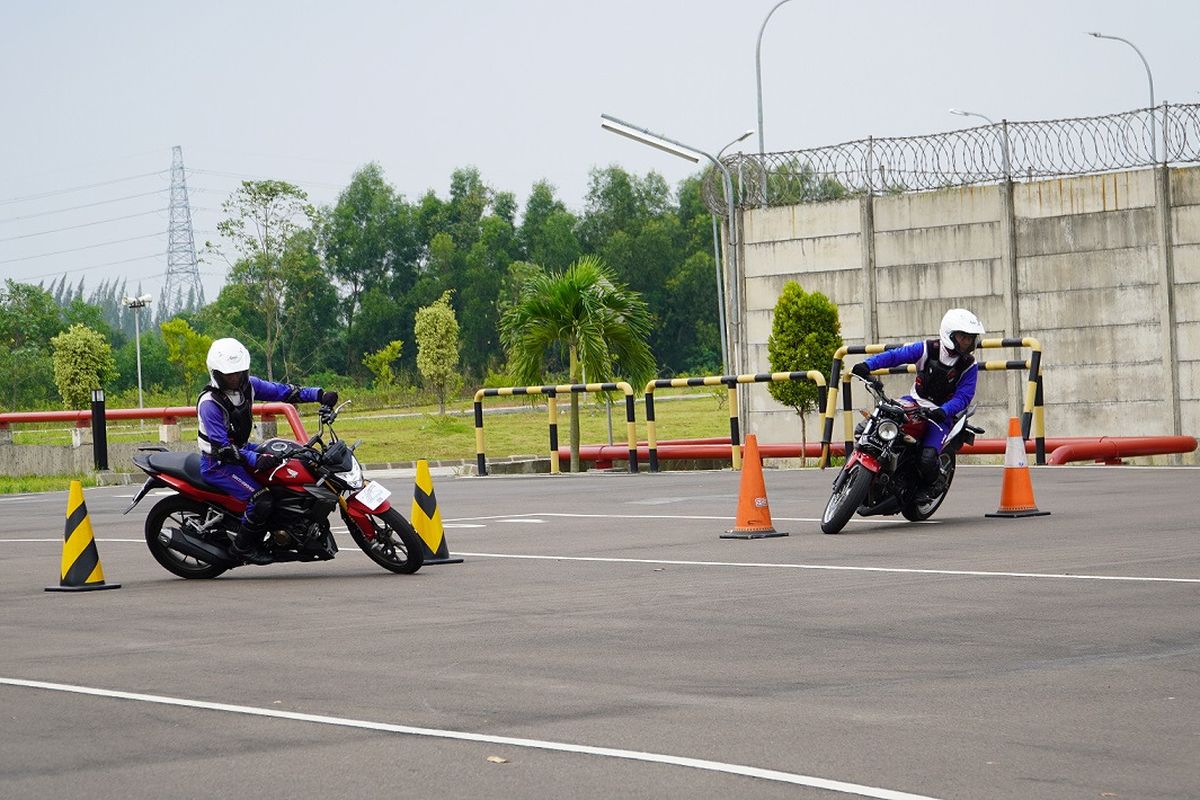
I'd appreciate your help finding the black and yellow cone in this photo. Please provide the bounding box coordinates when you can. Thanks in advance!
[46,480,120,592]
[411,460,462,565]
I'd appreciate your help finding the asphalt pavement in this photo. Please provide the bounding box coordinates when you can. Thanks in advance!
[1,465,1197,799]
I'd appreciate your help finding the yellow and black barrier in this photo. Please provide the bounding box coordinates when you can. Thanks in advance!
[46,480,120,593]
[473,381,637,476]
[822,337,1045,466]
[644,371,828,472]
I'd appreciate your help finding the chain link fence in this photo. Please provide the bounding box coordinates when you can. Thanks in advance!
[703,103,1200,215]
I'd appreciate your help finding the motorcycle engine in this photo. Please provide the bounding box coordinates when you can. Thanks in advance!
[272,519,323,546]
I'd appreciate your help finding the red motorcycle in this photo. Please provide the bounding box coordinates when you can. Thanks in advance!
[125,402,423,578]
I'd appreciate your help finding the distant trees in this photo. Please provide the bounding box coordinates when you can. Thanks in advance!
[414,291,461,415]
[4,159,743,411]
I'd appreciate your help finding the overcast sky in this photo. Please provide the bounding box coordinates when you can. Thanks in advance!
[2,0,1196,305]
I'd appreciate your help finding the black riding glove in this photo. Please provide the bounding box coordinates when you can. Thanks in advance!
[214,445,243,465]
[851,362,872,380]
[255,452,282,472]
[926,407,947,424]
[318,389,338,408]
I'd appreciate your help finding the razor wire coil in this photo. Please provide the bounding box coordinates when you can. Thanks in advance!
[703,103,1200,215]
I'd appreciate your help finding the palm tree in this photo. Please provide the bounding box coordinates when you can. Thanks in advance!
[500,255,656,472]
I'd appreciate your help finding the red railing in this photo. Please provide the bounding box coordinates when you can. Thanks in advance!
[0,403,309,441]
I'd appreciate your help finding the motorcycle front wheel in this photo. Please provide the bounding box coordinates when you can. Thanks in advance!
[821,463,874,534]
[348,508,424,574]
[144,495,229,579]
[902,455,957,521]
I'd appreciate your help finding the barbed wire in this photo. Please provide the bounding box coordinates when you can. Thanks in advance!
[703,103,1200,215]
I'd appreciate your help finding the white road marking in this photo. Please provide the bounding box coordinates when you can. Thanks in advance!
[449,512,929,525]
[455,552,1200,584]
[499,518,546,524]
[0,677,941,800]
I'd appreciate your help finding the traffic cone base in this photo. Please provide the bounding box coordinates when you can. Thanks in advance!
[722,434,788,539]
[986,417,1050,519]
[411,460,463,565]
[46,481,120,592]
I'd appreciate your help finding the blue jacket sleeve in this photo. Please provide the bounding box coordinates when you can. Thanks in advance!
[863,341,925,371]
[940,363,978,419]
[250,376,321,404]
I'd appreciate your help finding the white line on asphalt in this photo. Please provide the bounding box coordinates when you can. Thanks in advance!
[0,677,941,800]
[446,512,929,524]
[454,552,1200,584]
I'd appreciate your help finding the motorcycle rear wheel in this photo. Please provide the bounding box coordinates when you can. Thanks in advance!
[902,455,957,521]
[821,464,874,534]
[348,508,424,574]
[144,495,229,579]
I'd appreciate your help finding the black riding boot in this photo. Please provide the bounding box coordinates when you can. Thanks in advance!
[919,447,941,487]
[230,520,272,565]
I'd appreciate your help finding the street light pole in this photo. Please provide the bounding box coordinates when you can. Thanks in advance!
[755,0,794,206]
[600,114,752,378]
[123,295,152,410]
[1088,32,1157,162]
[949,108,1010,179]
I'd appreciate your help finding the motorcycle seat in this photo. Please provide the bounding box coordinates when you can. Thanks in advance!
[145,452,228,495]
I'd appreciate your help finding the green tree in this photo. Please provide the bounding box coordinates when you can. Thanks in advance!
[500,255,655,471]
[0,279,64,350]
[50,324,117,409]
[320,163,419,373]
[362,340,404,389]
[766,282,842,461]
[414,290,462,415]
[213,179,315,380]
[160,318,213,403]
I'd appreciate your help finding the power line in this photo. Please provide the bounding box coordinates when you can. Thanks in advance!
[0,189,169,224]
[0,171,168,207]
[0,231,165,264]
[0,209,165,243]
[188,167,344,192]
[14,252,164,281]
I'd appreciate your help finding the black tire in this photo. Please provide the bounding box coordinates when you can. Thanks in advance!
[144,495,229,579]
[902,455,956,522]
[348,507,424,574]
[821,464,874,534]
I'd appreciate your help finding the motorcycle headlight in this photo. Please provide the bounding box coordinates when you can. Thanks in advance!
[335,455,364,490]
[876,420,900,442]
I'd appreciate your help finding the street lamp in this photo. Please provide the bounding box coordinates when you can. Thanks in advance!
[1087,32,1157,162]
[123,294,152,409]
[599,114,752,378]
[949,108,1011,178]
[755,0,795,207]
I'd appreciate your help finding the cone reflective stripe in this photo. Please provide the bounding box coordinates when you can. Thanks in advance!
[721,434,788,539]
[46,481,121,592]
[411,460,463,565]
[986,417,1050,519]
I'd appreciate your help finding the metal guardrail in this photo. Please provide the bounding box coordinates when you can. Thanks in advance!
[644,371,827,471]
[703,103,1200,213]
[472,382,637,476]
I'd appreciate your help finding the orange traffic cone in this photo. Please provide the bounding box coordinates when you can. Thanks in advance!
[46,480,121,592]
[986,417,1050,518]
[721,434,788,539]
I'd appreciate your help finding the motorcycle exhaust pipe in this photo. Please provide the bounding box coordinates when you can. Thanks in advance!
[159,527,238,567]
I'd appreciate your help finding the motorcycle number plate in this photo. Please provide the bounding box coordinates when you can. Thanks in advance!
[356,481,391,511]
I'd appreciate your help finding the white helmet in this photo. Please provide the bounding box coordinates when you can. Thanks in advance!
[939,308,985,355]
[206,338,251,389]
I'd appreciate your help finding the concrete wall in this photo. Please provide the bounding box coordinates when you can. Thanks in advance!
[737,165,1197,463]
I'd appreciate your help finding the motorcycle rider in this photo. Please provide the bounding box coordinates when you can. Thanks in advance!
[198,338,338,564]
[850,308,985,494]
